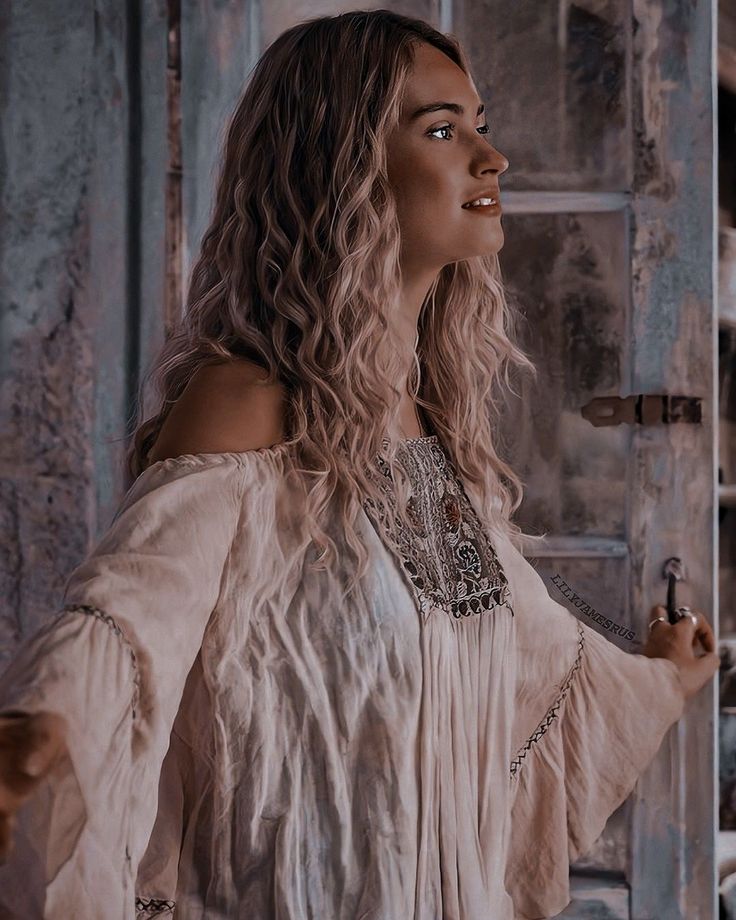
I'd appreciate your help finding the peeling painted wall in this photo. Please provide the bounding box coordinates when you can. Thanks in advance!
[1,3,103,665]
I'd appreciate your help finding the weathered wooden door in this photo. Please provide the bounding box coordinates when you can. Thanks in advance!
[454,0,717,916]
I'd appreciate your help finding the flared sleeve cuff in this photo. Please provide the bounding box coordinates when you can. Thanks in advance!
[0,453,260,919]
[505,616,686,919]
[0,606,141,918]
[486,527,687,919]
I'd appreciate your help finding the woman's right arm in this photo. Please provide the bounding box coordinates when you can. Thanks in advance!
[0,457,247,919]
[0,711,68,859]
[0,359,286,919]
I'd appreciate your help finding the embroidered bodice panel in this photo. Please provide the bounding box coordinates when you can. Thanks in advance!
[362,435,513,622]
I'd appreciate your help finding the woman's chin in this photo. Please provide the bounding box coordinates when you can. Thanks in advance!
[462,238,505,260]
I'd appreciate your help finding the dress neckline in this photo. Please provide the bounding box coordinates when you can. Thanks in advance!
[383,434,439,448]
[145,434,441,476]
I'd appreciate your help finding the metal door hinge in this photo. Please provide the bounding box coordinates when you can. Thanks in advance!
[580,394,702,427]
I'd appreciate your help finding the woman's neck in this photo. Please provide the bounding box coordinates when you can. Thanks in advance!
[388,397,430,440]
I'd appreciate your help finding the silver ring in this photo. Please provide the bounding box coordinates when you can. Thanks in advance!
[648,616,668,631]
[675,606,698,627]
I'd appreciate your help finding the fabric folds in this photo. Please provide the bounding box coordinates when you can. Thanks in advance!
[488,528,686,919]
[0,453,259,919]
[0,442,689,920]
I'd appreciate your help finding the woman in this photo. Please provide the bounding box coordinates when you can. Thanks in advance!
[0,10,718,919]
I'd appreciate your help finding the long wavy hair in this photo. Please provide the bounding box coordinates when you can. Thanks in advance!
[125,8,546,599]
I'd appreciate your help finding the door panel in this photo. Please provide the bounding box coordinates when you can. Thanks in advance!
[456,0,717,916]
[499,209,631,540]
[460,0,630,192]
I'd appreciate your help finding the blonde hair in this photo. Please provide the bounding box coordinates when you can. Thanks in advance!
[126,9,546,598]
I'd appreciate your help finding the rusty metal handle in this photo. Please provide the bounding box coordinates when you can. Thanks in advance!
[662,556,685,624]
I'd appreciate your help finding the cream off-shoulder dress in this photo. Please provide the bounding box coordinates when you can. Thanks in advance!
[0,435,686,920]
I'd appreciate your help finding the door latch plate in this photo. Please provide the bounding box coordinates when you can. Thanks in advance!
[580,394,702,427]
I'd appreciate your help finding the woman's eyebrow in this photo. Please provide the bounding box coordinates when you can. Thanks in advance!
[408,101,485,121]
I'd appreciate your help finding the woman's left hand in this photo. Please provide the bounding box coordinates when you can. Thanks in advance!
[642,604,720,701]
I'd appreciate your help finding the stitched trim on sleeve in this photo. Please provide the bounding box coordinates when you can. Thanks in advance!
[135,896,176,916]
[509,619,585,779]
[61,603,142,720]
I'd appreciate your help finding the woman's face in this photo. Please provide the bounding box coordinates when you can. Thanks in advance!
[385,42,509,272]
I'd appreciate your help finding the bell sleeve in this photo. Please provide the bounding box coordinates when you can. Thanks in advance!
[0,453,250,920]
[491,528,687,920]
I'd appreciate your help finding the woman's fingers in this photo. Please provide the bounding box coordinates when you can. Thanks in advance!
[0,712,67,803]
[647,605,719,699]
[19,713,67,778]
[0,810,15,863]
[0,712,68,867]
[652,604,717,655]
[672,609,716,654]
[694,611,716,653]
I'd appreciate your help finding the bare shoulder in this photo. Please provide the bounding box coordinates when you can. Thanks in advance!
[146,358,287,463]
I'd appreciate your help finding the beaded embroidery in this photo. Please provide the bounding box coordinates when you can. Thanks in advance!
[508,618,585,779]
[135,897,176,916]
[363,436,513,623]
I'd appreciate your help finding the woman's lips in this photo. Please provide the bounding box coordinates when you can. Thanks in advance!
[462,199,502,213]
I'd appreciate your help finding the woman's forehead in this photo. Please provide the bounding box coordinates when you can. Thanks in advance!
[402,44,480,119]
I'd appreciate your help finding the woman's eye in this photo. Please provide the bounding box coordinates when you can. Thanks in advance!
[427,122,492,140]
[428,123,456,140]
